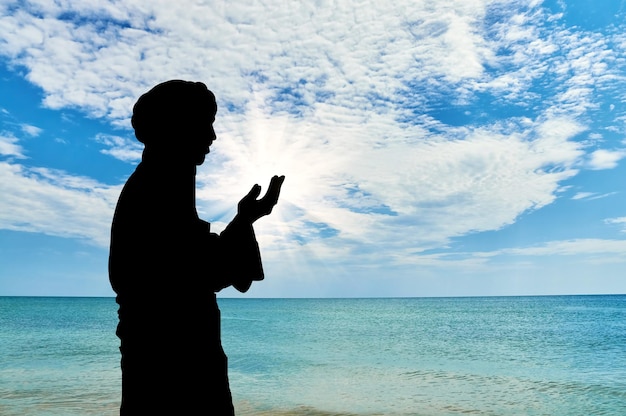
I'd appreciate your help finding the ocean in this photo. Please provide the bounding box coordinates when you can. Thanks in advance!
[0,295,624,415]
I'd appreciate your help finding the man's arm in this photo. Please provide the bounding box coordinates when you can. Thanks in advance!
[217,220,263,292]
[209,175,285,293]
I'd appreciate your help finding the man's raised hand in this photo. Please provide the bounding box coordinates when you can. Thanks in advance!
[237,175,285,224]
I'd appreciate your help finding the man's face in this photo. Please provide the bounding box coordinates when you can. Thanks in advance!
[188,108,217,166]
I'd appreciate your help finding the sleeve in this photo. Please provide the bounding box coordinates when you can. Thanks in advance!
[205,219,264,293]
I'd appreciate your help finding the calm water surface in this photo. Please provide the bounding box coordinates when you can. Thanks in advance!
[1,295,624,415]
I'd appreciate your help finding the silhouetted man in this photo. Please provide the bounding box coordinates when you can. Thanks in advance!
[108,80,284,415]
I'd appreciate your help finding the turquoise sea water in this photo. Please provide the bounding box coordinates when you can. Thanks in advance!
[0,295,625,415]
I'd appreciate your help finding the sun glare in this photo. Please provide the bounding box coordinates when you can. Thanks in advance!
[201,99,354,274]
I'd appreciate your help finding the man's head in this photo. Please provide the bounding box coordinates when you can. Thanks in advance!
[131,80,217,165]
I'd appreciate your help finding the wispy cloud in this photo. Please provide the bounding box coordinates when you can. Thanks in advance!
[0,161,119,246]
[572,191,618,201]
[501,238,626,257]
[0,134,26,158]
[20,123,43,137]
[605,217,626,232]
[0,0,625,268]
[94,133,142,162]
[399,238,626,270]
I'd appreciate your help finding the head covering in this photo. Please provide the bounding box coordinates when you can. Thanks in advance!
[131,80,217,146]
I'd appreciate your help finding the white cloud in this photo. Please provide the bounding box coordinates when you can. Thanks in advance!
[0,161,120,246]
[408,237,626,267]
[20,123,43,137]
[572,191,617,201]
[0,1,569,122]
[587,148,626,170]
[0,134,26,158]
[94,133,143,162]
[0,0,624,270]
[363,237,626,278]
[605,217,626,232]
[502,238,626,257]
[197,103,587,265]
[0,1,622,133]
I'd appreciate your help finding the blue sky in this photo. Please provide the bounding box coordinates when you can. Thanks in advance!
[1,0,625,297]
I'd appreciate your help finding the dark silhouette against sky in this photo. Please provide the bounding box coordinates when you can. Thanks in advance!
[108,80,284,414]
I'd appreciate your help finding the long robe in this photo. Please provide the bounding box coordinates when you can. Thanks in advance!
[108,157,263,415]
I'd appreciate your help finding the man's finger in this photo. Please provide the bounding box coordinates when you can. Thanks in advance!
[244,184,262,201]
[264,175,285,204]
[269,175,285,195]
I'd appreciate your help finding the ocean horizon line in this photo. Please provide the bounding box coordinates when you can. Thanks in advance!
[1,293,624,300]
